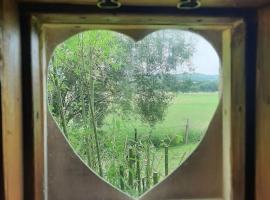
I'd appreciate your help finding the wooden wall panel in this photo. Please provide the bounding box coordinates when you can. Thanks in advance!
[47,105,222,200]
[230,23,246,200]
[17,0,270,8]
[44,27,223,199]
[47,114,133,200]
[1,0,23,200]
[0,1,4,199]
[256,6,270,200]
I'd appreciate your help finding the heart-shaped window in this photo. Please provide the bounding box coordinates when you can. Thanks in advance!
[47,29,220,198]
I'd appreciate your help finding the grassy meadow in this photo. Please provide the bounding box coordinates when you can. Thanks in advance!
[47,30,220,197]
[67,92,219,196]
[101,92,219,147]
[106,92,219,175]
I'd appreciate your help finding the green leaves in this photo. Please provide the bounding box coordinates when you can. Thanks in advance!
[47,29,197,196]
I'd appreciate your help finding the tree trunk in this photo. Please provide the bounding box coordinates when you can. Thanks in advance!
[79,33,93,168]
[51,56,68,138]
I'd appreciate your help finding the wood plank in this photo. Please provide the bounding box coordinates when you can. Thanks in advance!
[222,21,246,200]
[44,19,224,200]
[222,28,232,200]
[256,5,270,200]
[230,22,246,200]
[38,14,240,29]
[31,19,46,200]
[1,0,24,200]
[17,0,270,8]
[0,1,4,198]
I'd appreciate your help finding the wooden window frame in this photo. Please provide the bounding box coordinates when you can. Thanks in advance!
[17,4,257,200]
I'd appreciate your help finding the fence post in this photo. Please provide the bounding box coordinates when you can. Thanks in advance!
[153,172,159,185]
[142,177,146,192]
[146,143,151,189]
[119,165,125,190]
[128,148,134,188]
[165,146,169,176]
[135,129,141,194]
[184,118,189,144]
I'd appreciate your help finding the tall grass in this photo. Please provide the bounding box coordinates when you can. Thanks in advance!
[65,92,219,197]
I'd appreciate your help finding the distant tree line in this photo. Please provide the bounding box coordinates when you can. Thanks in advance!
[164,74,219,93]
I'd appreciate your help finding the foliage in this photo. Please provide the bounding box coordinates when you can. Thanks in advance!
[46,29,219,197]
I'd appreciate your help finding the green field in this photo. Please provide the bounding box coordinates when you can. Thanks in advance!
[68,92,219,195]
[100,92,219,177]
[102,92,219,144]
[154,143,196,176]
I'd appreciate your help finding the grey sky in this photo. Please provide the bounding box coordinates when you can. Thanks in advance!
[188,32,220,75]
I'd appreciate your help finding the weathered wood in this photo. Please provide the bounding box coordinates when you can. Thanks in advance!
[1,0,23,200]
[222,21,246,200]
[47,115,133,200]
[45,26,225,200]
[256,6,270,200]
[230,22,246,200]
[17,0,270,8]
[29,17,47,200]
[222,28,232,200]
[0,2,4,198]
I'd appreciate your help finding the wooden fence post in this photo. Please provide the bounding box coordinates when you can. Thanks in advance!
[146,143,151,189]
[153,172,159,185]
[142,177,146,192]
[165,146,169,176]
[128,148,134,188]
[135,129,141,194]
[119,165,125,190]
[184,118,190,144]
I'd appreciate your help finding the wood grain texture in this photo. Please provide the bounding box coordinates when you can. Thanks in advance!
[44,26,223,63]
[39,14,239,29]
[222,28,232,200]
[47,105,222,200]
[0,1,4,198]
[47,114,133,200]
[1,0,24,200]
[45,27,223,199]
[256,6,270,200]
[139,104,223,200]
[17,0,270,8]
[230,22,246,200]
[31,19,46,200]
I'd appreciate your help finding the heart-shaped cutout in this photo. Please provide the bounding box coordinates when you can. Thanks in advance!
[47,29,219,198]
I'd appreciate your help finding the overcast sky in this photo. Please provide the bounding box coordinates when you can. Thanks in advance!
[187,32,220,75]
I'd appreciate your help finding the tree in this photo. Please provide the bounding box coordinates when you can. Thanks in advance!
[132,30,194,127]
[48,30,133,176]
[129,30,195,188]
[47,29,195,191]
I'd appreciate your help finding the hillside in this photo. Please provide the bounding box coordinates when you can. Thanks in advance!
[174,73,219,82]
